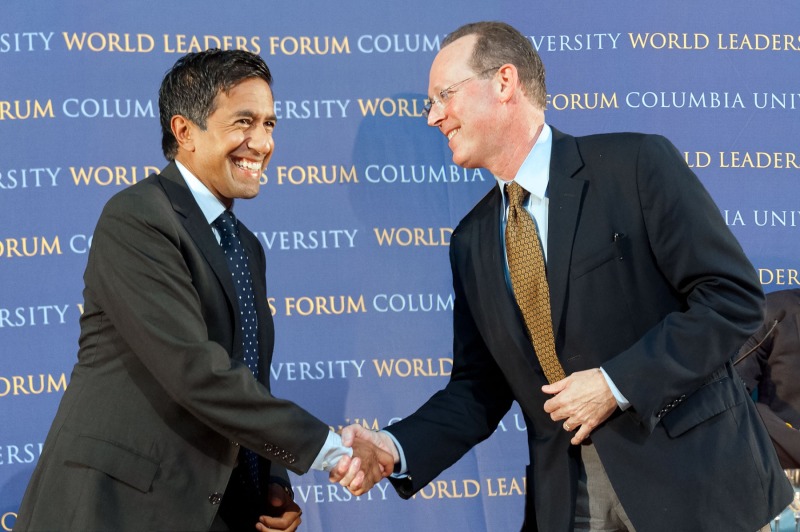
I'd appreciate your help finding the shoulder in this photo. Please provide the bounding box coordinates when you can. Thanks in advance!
[451,185,500,241]
[103,171,165,211]
[94,170,182,243]
[571,130,676,159]
[766,289,800,311]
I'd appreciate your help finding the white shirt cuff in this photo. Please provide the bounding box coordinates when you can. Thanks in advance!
[600,366,631,411]
[382,429,408,477]
[310,430,353,471]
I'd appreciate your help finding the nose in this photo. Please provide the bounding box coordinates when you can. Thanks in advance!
[247,125,272,155]
[426,104,444,127]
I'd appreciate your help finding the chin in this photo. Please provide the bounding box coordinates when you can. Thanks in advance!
[451,154,479,169]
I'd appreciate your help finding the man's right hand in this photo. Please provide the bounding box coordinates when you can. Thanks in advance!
[329,424,398,495]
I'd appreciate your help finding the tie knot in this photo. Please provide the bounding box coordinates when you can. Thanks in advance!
[505,181,529,207]
[213,210,238,236]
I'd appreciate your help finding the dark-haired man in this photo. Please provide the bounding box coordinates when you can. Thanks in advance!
[15,49,391,532]
[336,21,791,531]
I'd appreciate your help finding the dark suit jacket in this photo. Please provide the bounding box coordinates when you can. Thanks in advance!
[15,163,330,531]
[737,288,800,468]
[385,128,792,531]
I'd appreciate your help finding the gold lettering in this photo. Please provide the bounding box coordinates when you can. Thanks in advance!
[0,99,54,120]
[62,32,155,52]
[48,372,68,393]
[356,98,425,117]
[486,476,527,496]
[413,479,480,499]
[373,228,452,246]
[0,237,61,258]
[284,295,366,316]
[546,93,618,111]
[372,358,453,377]
[630,33,709,50]
[267,36,349,55]
[718,152,800,169]
[70,166,159,186]
[0,373,67,397]
[272,165,357,185]
[759,269,800,285]
[684,151,711,168]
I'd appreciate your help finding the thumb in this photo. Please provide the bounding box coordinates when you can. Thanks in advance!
[541,377,568,395]
[267,483,288,507]
[340,425,355,446]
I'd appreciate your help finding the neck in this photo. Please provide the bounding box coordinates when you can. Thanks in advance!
[489,109,545,181]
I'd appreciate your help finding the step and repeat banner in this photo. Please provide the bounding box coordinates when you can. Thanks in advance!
[2,1,799,530]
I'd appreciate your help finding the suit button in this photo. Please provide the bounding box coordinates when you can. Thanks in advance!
[208,492,223,505]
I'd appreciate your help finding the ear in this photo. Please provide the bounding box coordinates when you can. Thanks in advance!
[495,64,519,104]
[171,115,195,153]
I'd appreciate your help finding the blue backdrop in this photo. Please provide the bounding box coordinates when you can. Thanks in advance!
[2,2,800,530]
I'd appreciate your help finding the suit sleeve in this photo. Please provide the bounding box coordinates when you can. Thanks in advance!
[385,236,515,497]
[601,135,765,431]
[85,189,329,474]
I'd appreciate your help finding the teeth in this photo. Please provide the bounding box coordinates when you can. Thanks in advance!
[447,129,459,140]
[234,159,261,172]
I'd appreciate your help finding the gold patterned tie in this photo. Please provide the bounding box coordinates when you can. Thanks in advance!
[505,181,566,383]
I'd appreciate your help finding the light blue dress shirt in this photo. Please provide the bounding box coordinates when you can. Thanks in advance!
[390,124,629,477]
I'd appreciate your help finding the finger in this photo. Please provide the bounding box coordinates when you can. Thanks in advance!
[349,476,373,497]
[543,394,566,416]
[259,510,302,531]
[266,483,289,508]
[571,425,592,446]
[342,424,372,447]
[328,455,351,483]
[338,456,361,486]
[349,470,366,491]
[541,377,569,396]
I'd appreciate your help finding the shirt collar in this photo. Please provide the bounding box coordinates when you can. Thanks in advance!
[174,160,228,224]
[494,123,552,201]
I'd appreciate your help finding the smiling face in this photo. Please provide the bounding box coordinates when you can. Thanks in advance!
[426,35,503,170]
[175,77,276,208]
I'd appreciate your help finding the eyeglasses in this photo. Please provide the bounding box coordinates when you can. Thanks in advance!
[422,66,501,118]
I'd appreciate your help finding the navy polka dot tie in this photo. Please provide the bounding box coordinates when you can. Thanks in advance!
[212,210,261,490]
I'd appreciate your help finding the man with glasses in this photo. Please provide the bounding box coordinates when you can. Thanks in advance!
[335,21,791,531]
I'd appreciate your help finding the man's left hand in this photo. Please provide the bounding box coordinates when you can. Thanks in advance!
[542,368,617,445]
[255,483,302,532]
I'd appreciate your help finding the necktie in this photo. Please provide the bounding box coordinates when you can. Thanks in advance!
[212,210,261,490]
[504,181,566,384]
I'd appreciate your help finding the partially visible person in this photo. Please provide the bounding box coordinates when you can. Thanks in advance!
[14,49,391,532]
[333,21,791,531]
[737,288,800,469]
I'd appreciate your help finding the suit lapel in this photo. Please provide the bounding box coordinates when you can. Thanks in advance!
[474,189,516,321]
[471,189,544,379]
[547,128,588,346]
[157,163,240,325]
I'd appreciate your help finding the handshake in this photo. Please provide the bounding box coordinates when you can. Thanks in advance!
[328,424,399,496]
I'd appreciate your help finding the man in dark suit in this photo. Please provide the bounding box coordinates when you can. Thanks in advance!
[737,288,800,469]
[14,49,390,532]
[334,21,792,531]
